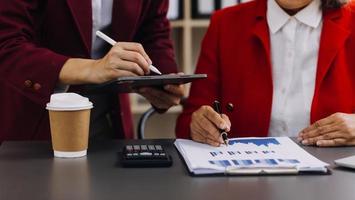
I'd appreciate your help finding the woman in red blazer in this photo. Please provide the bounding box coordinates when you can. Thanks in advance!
[176,0,355,147]
[0,0,183,142]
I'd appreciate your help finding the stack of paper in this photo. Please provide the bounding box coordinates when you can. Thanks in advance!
[175,137,328,175]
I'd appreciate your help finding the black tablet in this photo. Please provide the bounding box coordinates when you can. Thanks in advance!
[84,74,207,93]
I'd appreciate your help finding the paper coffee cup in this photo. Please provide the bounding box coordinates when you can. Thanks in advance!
[46,93,93,158]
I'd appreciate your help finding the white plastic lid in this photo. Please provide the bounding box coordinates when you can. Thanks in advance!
[46,93,93,111]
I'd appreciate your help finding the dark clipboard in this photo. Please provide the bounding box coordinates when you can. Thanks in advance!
[84,74,207,93]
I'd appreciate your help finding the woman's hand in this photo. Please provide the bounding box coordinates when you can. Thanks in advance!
[298,113,355,147]
[190,106,231,147]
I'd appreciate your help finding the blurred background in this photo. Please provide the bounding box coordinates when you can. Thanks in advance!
[131,0,252,138]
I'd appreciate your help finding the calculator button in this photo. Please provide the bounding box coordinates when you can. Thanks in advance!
[155,145,163,151]
[148,145,156,151]
[126,145,133,151]
[121,144,172,167]
[133,145,141,151]
[140,152,153,156]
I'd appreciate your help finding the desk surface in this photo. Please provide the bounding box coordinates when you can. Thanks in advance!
[0,139,355,200]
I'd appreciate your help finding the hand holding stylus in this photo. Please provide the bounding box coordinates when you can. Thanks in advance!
[96,31,162,75]
[59,35,156,84]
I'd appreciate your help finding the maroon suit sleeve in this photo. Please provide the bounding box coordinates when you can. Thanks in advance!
[0,1,70,106]
[135,0,178,74]
[175,12,222,138]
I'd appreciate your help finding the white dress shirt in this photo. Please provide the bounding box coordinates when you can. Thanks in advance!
[267,0,323,137]
[91,0,113,59]
[88,0,116,137]
[54,0,113,93]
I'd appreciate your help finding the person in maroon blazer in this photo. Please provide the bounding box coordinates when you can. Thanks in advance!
[0,0,184,143]
[176,0,355,147]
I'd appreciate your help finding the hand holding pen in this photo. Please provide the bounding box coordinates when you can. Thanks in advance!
[190,101,232,147]
[212,101,229,146]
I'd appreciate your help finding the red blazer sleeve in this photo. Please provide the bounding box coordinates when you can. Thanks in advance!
[0,1,70,106]
[135,0,178,74]
[175,12,222,138]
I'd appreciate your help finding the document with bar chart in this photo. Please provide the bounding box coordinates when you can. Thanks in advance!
[174,137,329,175]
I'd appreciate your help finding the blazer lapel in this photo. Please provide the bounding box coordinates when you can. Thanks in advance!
[252,20,271,64]
[66,0,92,54]
[251,0,273,136]
[252,0,272,87]
[252,0,271,64]
[111,0,142,41]
[315,9,350,92]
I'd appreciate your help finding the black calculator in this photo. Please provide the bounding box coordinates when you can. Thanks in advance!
[121,144,173,167]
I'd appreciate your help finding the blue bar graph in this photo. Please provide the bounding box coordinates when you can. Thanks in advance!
[223,159,299,167]
[228,138,280,147]
[277,159,300,164]
[209,151,223,157]
[208,160,231,167]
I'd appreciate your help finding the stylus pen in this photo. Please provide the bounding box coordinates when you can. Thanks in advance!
[212,100,229,146]
[96,31,162,75]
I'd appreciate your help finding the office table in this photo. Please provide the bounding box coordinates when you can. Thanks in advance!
[0,139,355,200]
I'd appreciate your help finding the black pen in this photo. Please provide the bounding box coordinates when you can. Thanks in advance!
[212,100,229,146]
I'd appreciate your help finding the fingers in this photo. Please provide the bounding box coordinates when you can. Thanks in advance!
[114,60,145,76]
[164,84,185,98]
[190,121,222,147]
[299,113,355,147]
[190,106,231,147]
[221,114,231,132]
[138,83,185,110]
[298,124,339,143]
[191,133,221,147]
[300,115,335,135]
[298,113,340,141]
[108,45,150,74]
[116,42,152,65]
[139,87,181,109]
[197,113,224,143]
[301,131,344,146]
[203,106,230,130]
[315,138,347,147]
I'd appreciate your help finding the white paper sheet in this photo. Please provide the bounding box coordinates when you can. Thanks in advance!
[175,137,328,175]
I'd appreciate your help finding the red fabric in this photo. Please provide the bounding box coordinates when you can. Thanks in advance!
[176,0,355,139]
[0,0,177,142]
